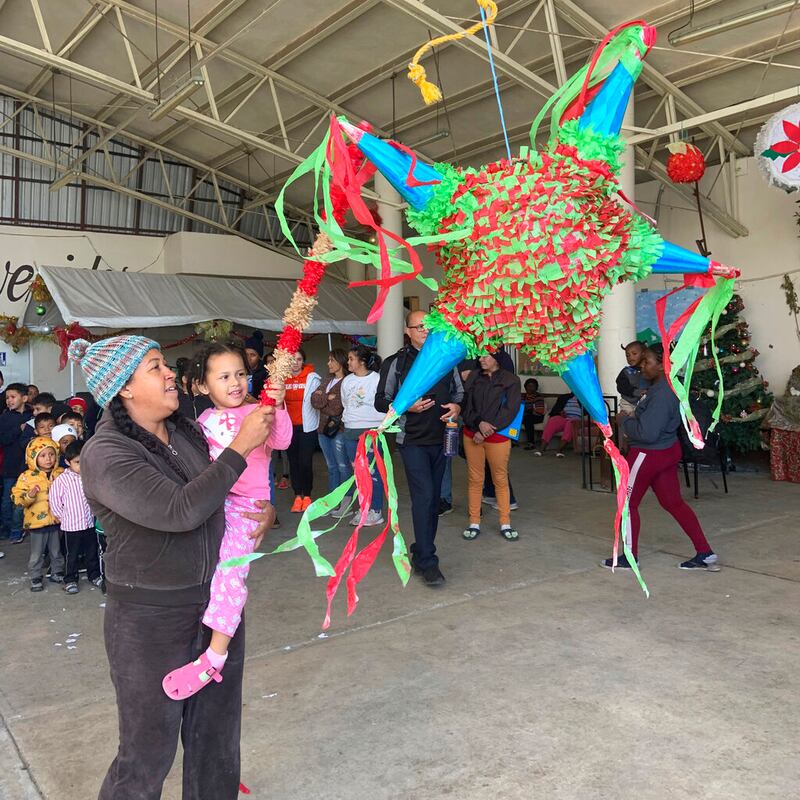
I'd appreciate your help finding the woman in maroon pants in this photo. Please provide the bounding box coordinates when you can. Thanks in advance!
[602,344,720,572]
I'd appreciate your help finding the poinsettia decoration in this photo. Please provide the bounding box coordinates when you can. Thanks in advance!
[761,119,800,173]
[756,103,800,190]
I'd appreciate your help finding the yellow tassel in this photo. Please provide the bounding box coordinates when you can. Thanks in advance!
[407,63,443,105]
[407,0,499,105]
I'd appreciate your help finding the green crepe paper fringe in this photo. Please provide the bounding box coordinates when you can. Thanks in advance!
[423,308,480,357]
[405,162,465,237]
[618,214,664,283]
[556,120,625,175]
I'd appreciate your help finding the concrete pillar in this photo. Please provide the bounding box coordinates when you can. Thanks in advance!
[597,99,637,396]
[374,172,405,359]
[345,259,365,284]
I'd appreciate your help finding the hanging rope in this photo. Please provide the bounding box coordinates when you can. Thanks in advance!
[407,0,498,105]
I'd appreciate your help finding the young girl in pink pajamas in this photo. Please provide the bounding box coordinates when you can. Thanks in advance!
[162,343,291,700]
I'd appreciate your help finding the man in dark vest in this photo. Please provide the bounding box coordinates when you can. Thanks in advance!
[375,310,463,586]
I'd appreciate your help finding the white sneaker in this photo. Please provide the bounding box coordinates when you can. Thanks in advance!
[0,551,4,559]
[330,500,350,519]
[351,509,384,527]
[363,510,385,527]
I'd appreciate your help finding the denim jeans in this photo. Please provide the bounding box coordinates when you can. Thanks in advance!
[1,476,23,540]
[343,433,383,512]
[318,430,351,493]
[440,458,453,504]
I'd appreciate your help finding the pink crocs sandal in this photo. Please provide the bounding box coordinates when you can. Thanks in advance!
[162,652,223,700]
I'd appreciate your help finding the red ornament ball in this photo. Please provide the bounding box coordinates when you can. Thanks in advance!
[666,142,706,184]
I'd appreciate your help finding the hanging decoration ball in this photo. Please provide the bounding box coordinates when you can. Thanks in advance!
[739,361,746,368]
[739,409,749,419]
[35,304,46,316]
[666,142,706,184]
[756,103,800,190]
[706,389,716,398]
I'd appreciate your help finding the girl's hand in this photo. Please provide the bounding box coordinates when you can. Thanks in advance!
[28,486,40,498]
[266,382,285,408]
[230,406,276,458]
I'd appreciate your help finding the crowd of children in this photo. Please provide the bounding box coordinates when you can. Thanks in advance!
[0,381,101,593]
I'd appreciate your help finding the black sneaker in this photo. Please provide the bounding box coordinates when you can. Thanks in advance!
[438,500,453,516]
[421,565,445,586]
[30,578,44,592]
[601,554,638,569]
[679,552,720,572]
[48,573,65,584]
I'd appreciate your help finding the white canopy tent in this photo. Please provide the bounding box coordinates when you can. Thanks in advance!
[25,265,377,335]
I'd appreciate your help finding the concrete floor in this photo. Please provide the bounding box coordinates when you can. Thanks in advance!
[0,448,798,800]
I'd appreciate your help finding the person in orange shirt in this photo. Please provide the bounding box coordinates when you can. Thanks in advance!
[283,349,321,511]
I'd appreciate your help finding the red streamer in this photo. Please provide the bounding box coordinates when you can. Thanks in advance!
[327,116,426,323]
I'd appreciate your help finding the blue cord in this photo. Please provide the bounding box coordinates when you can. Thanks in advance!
[480,5,511,161]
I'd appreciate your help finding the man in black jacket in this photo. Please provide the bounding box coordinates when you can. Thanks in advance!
[375,310,463,586]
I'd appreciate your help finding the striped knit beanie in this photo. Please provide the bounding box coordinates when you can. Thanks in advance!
[68,336,161,409]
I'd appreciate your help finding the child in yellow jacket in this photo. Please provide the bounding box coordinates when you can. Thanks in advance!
[12,437,64,591]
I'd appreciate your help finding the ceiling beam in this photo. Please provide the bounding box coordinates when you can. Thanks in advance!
[628,83,800,145]
[0,33,305,168]
[553,0,751,157]
[380,0,556,98]
[0,81,316,224]
[0,140,302,256]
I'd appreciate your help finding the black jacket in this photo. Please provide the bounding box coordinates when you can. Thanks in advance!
[0,409,33,478]
[375,345,464,446]
[461,369,521,433]
[250,365,268,399]
[622,378,681,450]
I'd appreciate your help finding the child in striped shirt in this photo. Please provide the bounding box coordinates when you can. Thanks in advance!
[48,440,101,594]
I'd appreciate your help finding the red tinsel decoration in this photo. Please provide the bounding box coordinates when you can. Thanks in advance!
[666,142,706,184]
[53,322,91,371]
[297,259,327,296]
[277,325,303,353]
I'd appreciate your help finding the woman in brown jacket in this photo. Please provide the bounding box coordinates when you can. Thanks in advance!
[310,348,351,516]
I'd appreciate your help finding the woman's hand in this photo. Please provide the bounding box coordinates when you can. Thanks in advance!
[265,382,286,408]
[478,421,496,438]
[230,406,276,458]
[242,500,277,550]
[473,432,485,444]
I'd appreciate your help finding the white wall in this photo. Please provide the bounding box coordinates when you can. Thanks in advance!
[636,156,800,393]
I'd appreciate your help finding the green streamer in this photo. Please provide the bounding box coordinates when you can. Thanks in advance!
[669,277,735,435]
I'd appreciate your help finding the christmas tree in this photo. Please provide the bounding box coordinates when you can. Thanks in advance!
[689,294,773,452]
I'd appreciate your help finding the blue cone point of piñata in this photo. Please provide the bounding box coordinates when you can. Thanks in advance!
[390,329,469,417]
[650,241,711,274]
[578,62,635,137]
[559,351,610,427]
[338,120,442,211]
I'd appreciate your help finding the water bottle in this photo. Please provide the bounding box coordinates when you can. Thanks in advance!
[443,418,459,457]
